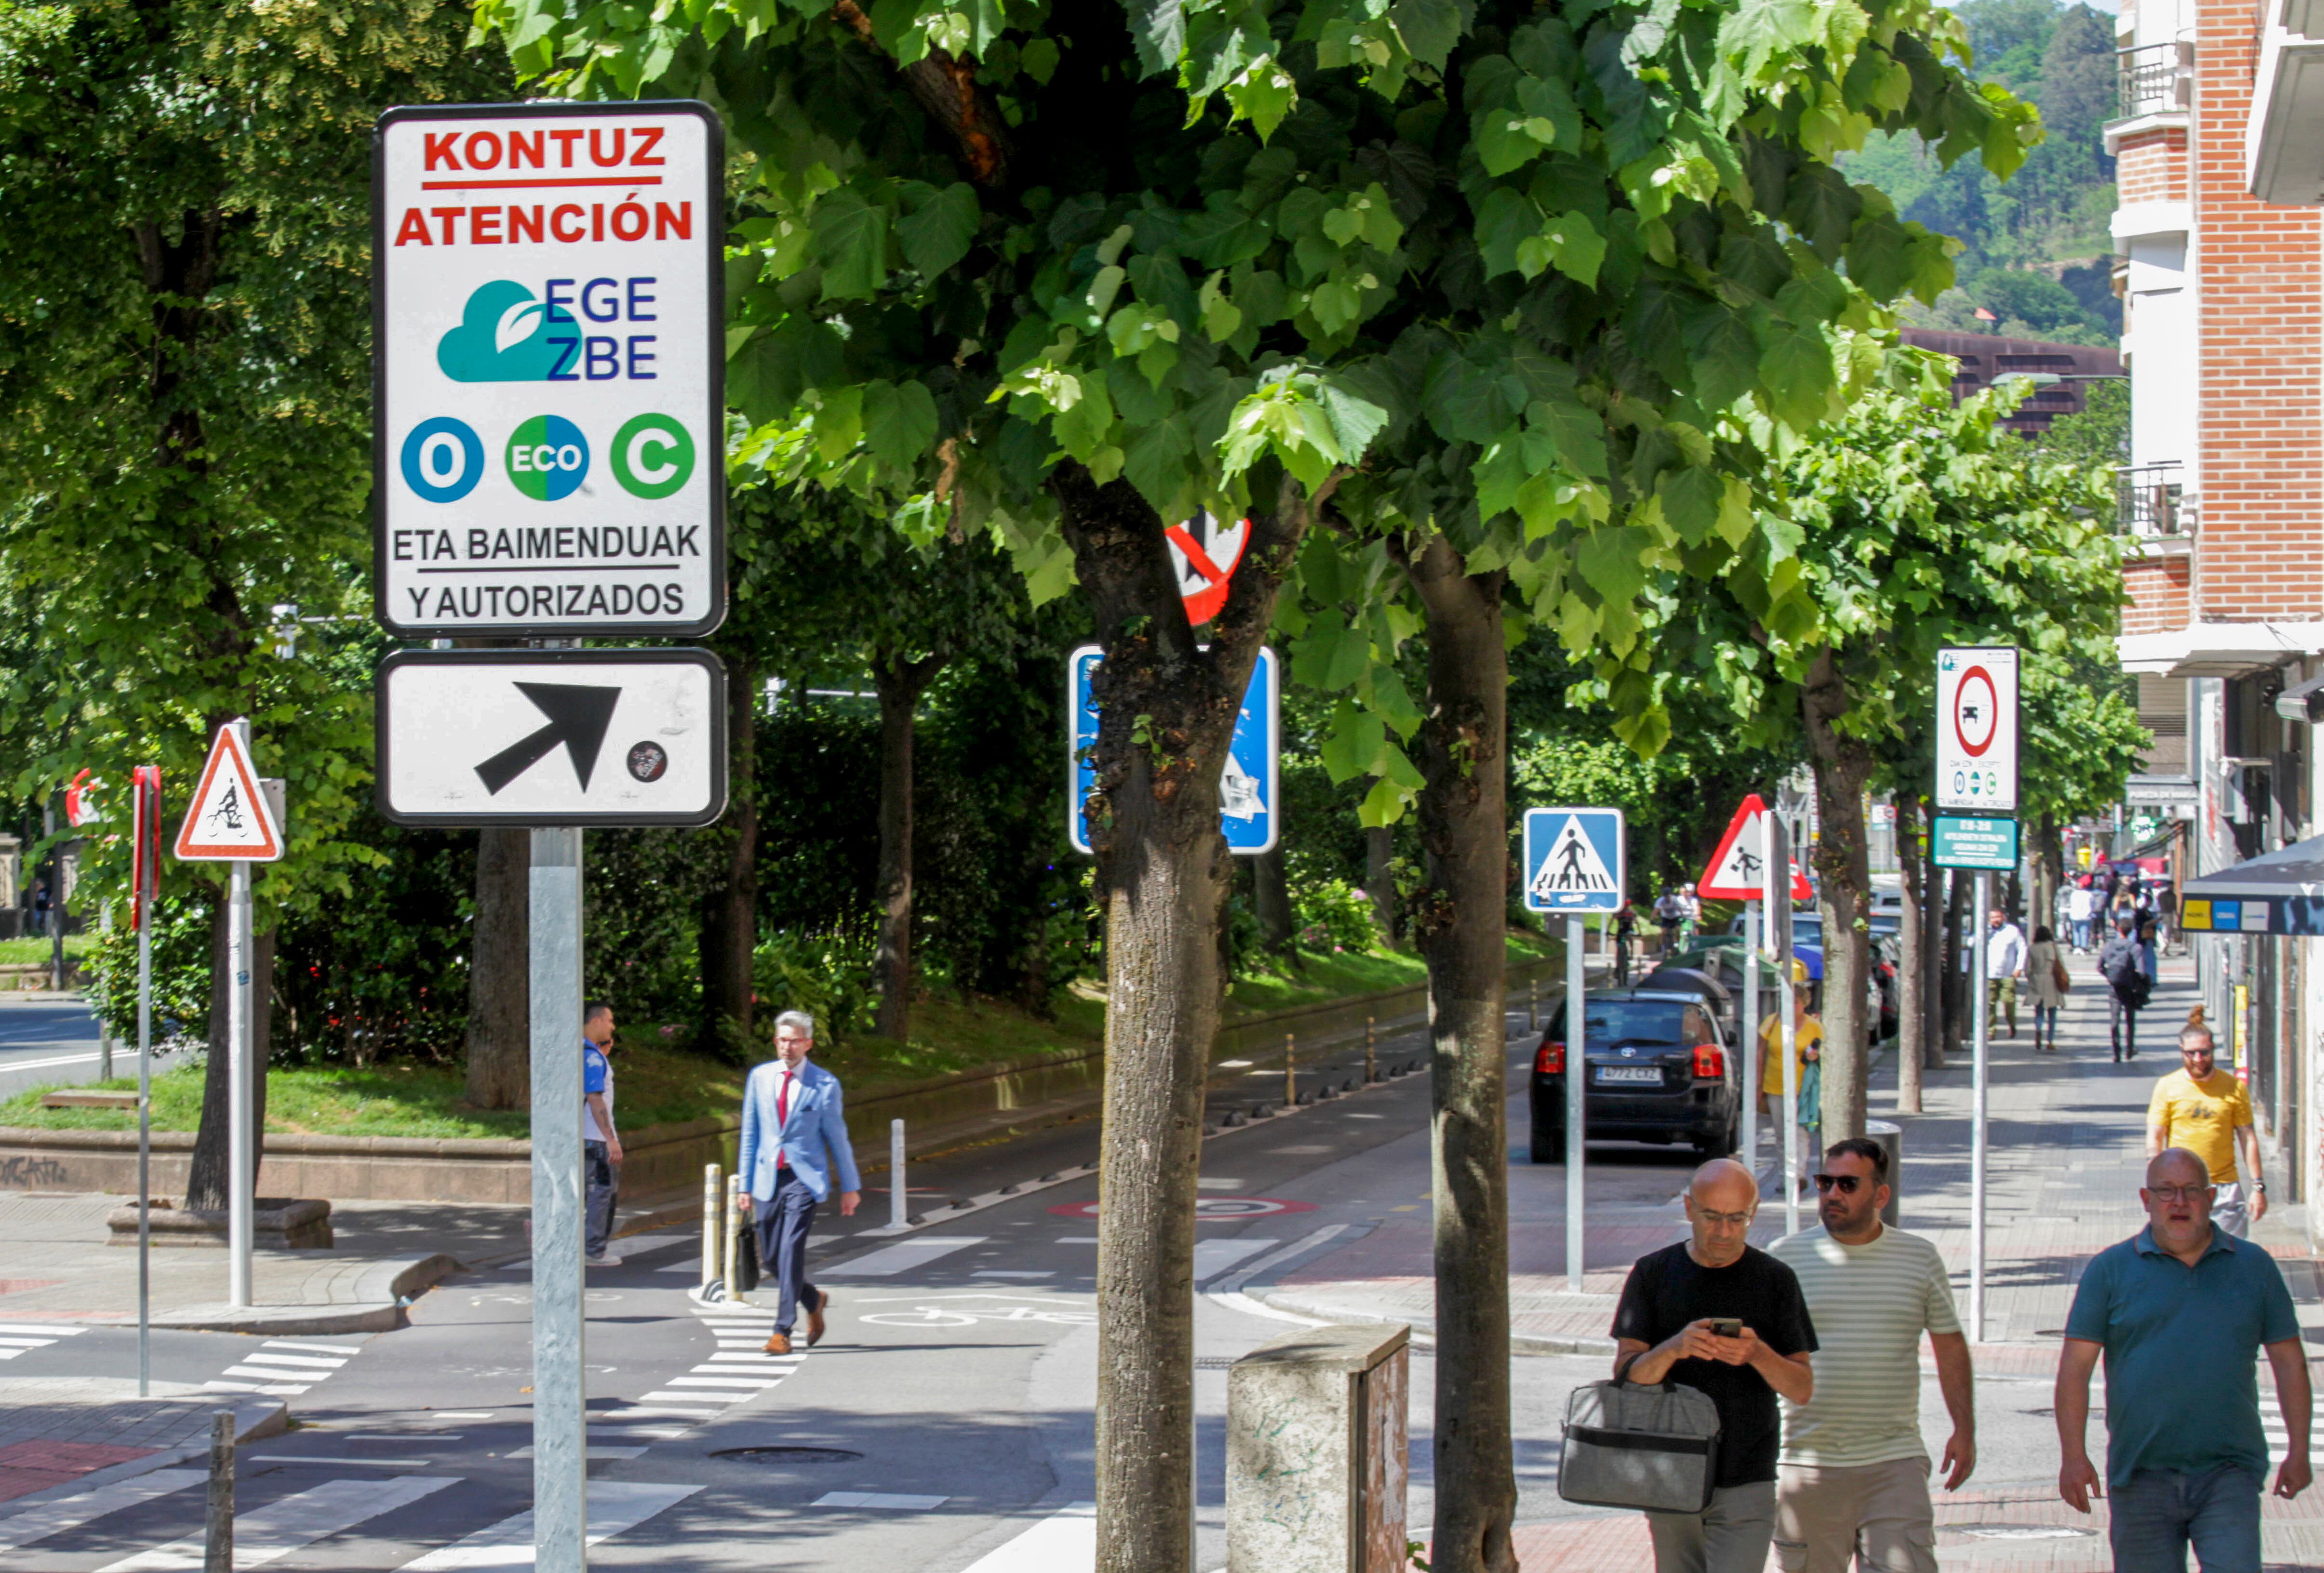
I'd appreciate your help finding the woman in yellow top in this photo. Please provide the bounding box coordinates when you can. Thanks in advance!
[1757,977,1823,1189]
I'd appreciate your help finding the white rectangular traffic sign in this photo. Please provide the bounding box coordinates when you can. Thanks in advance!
[376,649,727,826]
[1936,646,2019,813]
[373,101,724,638]
[1522,807,1625,912]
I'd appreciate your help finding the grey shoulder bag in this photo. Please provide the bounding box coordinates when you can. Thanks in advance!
[1557,1378,1722,1513]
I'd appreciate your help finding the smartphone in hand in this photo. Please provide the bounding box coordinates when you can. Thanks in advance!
[1708,1318,1743,1338]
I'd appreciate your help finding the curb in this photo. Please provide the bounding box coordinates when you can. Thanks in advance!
[1250,1289,1621,1358]
[0,1394,286,1509]
[61,1253,462,1336]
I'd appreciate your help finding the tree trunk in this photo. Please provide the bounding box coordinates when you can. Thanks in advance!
[1941,869,1970,1058]
[1896,793,1924,1114]
[1252,845,1294,954]
[2035,814,2063,944]
[1921,819,1946,1071]
[869,651,943,1041]
[1405,537,1518,1573]
[1365,820,1396,941]
[465,828,530,1108]
[699,654,760,1053]
[1800,647,1872,1144]
[1055,460,1322,1573]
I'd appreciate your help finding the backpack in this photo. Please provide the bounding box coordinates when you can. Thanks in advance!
[2100,939,2150,1008]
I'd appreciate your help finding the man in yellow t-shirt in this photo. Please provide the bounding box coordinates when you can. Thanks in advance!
[2148,1023,2267,1237]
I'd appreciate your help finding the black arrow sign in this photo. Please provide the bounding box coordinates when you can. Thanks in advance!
[475,683,622,795]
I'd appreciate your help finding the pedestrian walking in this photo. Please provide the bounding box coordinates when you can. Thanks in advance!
[1612,1159,1818,1573]
[1679,881,1701,949]
[736,1010,862,1355]
[2068,879,2097,953]
[1615,898,1641,985]
[2157,884,2179,955]
[2148,1024,2268,1238]
[581,1001,622,1266]
[2026,924,2068,1053]
[2056,1148,2312,1569]
[1759,973,1822,1184]
[1768,1137,1975,1573]
[27,876,48,938]
[2099,916,2150,1062]
[1984,907,2028,1039]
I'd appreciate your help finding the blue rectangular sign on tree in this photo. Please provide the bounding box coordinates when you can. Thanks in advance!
[1068,645,1278,856]
[1522,807,1627,913]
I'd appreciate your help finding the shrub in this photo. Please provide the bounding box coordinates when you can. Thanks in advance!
[1294,878,1377,954]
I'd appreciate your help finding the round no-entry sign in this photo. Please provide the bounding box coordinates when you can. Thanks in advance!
[1951,665,1999,757]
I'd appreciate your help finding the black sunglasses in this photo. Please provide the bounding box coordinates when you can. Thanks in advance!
[1812,1173,1869,1195]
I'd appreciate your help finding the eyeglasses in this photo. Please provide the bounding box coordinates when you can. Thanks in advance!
[1812,1173,1869,1195]
[2146,1185,2214,1203]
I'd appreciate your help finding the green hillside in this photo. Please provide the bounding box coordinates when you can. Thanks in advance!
[1843,0,2120,345]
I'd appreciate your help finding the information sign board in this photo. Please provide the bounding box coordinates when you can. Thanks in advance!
[1936,646,2020,813]
[1933,815,2020,871]
[374,101,724,638]
[1068,645,1278,854]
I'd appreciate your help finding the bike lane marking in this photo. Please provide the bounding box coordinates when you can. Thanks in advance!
[818,1236,987,1278]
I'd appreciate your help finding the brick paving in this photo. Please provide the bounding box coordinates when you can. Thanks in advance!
[0,1380,280,1507]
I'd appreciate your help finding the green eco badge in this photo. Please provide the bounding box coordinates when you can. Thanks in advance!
[611,413,696,500]
[505,415,590,501]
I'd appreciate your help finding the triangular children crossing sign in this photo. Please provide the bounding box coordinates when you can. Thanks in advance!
[1521,806,1625,912]
[1699,793,1811,901]
[175,722,283,862]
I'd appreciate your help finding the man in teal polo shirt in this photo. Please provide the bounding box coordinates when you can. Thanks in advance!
[2056,1147,2312,1570]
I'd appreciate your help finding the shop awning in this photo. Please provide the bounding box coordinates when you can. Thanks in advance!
[2178,834,2324,935]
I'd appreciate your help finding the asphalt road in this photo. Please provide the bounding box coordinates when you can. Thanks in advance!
[0,994,121,1103]
[2,1004,2097,1571]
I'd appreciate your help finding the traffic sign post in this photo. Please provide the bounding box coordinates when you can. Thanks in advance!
[373,101,725,638]
[1935,646,2017,1344]
[1165,513,1250,626]
[1699,793,1806,1183]
[375,648,728,827]
[1067,645,1278,854]
[1521,807,1624,1293]
[174,722,285,1310]
[1763,811,1800,1234]
[130,766,161,1397]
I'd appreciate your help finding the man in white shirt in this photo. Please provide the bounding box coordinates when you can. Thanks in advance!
[2067,882,2097,953]
[1984,908,2029,1040]
[1770,1138,1975,1572]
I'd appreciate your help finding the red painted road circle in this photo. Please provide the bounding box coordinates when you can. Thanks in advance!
[1048,1197,1319,1219]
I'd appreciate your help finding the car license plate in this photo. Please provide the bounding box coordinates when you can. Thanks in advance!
[1594,1066,1661,1084]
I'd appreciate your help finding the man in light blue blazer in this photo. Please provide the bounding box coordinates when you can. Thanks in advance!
[736,1009,861,1354]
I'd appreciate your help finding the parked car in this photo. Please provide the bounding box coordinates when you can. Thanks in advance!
[1632,963,1738,1043]
[1530,989,1742,1164]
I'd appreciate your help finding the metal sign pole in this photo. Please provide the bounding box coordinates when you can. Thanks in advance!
[1765,813,1799,1234]
[530,826,587,1573]
[1566,914,1586,1293]
[227,858,253,1310]
[1740,896,1759,1176]
[1971,868,1990,1343]
[136,784,153,1398]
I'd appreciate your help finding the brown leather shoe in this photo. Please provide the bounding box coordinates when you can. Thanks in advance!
[806,1294,828,1348]
[762,1331,792,1355]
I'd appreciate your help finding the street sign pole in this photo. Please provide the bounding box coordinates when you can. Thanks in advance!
[1971,870,1990,1344]
[1566,913,1586,1294]
[1740,896,1758,1175]
[1765,813,1798,1233]
[227,722,254,1310]
[529,825,586,1573]
[133,767,157,1399]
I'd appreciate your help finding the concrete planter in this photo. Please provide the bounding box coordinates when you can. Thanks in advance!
[0,952,1563,1204]
[105,1197,334,1249]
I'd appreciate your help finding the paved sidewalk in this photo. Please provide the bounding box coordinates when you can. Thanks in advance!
[0,1381,284,1507]
[1257,952,2324,1568]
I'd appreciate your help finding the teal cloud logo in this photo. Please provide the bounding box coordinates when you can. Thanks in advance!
[437,281,567,382]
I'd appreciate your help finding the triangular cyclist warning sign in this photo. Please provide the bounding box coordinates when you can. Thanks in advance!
[1699,794,1812,901]
[175,723,283,862]
[1528,814,1619,901]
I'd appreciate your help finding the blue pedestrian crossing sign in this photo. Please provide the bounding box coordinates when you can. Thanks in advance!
[1522,807,1626,912]
[1068,644,1278,855]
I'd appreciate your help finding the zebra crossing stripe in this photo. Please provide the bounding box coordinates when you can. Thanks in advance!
[394,1481,702,1570]
[0,1469,207,1553]
[0,1323,88,1335]
[96,1474,459,1572]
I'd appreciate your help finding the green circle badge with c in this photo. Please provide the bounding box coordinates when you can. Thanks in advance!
[611,413,696,500]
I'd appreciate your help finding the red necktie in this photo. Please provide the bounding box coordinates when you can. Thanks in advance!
[775,1069,792,1169]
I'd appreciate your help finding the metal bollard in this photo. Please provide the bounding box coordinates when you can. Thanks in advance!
[1364,1016,1376,1084]
[722,1173,743,1299]
[100,1026,113,1082]
[701,1163,721,1289]
[1283,1033,1296,1106]
[1529,975,1538,1034]
[889,1119,907,1229]
[204,1410,234,1573]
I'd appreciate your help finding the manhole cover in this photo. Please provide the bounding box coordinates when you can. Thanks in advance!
[710,1446,863,1464]
[1956,1525,2095,1541]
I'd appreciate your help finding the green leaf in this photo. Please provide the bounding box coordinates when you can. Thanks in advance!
[1318,699,1387,783]
[1126,0,1184,77]
[1757,326,1834,429]
[1474,187,1541,279]
[1686,306,1760,410]
[1423,353,1509,444]
[1292,610,1372,693]
[1656,466,1723,546]
[1226,59,1298,141]
[1389,0,1463,69]
[862,378,938,471]
[1537,209,1605,287]
[809,188,889,301]
[896,182,981,278]
[1575,524,1649,604]
[1528,396,1608,479]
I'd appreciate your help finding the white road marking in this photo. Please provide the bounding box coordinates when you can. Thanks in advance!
[240,1353,345,1369]
[394,1482,702,1570]
[956,1502,1097,1572]
[813,1491,949,1509]
[634,1392,738,1406]
[0,1470,206,1552]
[972,1270,1054,1279]
[820,1236,987,1277]
[245,1456,437,1467]
[0,1323,85,1336]
[508,1446,647,1460]
[667,1375,782,1389]
[267,1339,362,1355]
[1191,1237,1280,1284]
[98,1474,458,1571]
[220,1367,316,1385]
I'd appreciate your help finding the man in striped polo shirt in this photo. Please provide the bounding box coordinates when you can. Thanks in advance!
[1768,1136,1975,1572]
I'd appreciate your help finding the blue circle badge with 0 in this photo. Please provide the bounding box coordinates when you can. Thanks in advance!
[400,416,484,503]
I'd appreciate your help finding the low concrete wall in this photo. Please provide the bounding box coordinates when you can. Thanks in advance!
[0,951,1563,1202]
